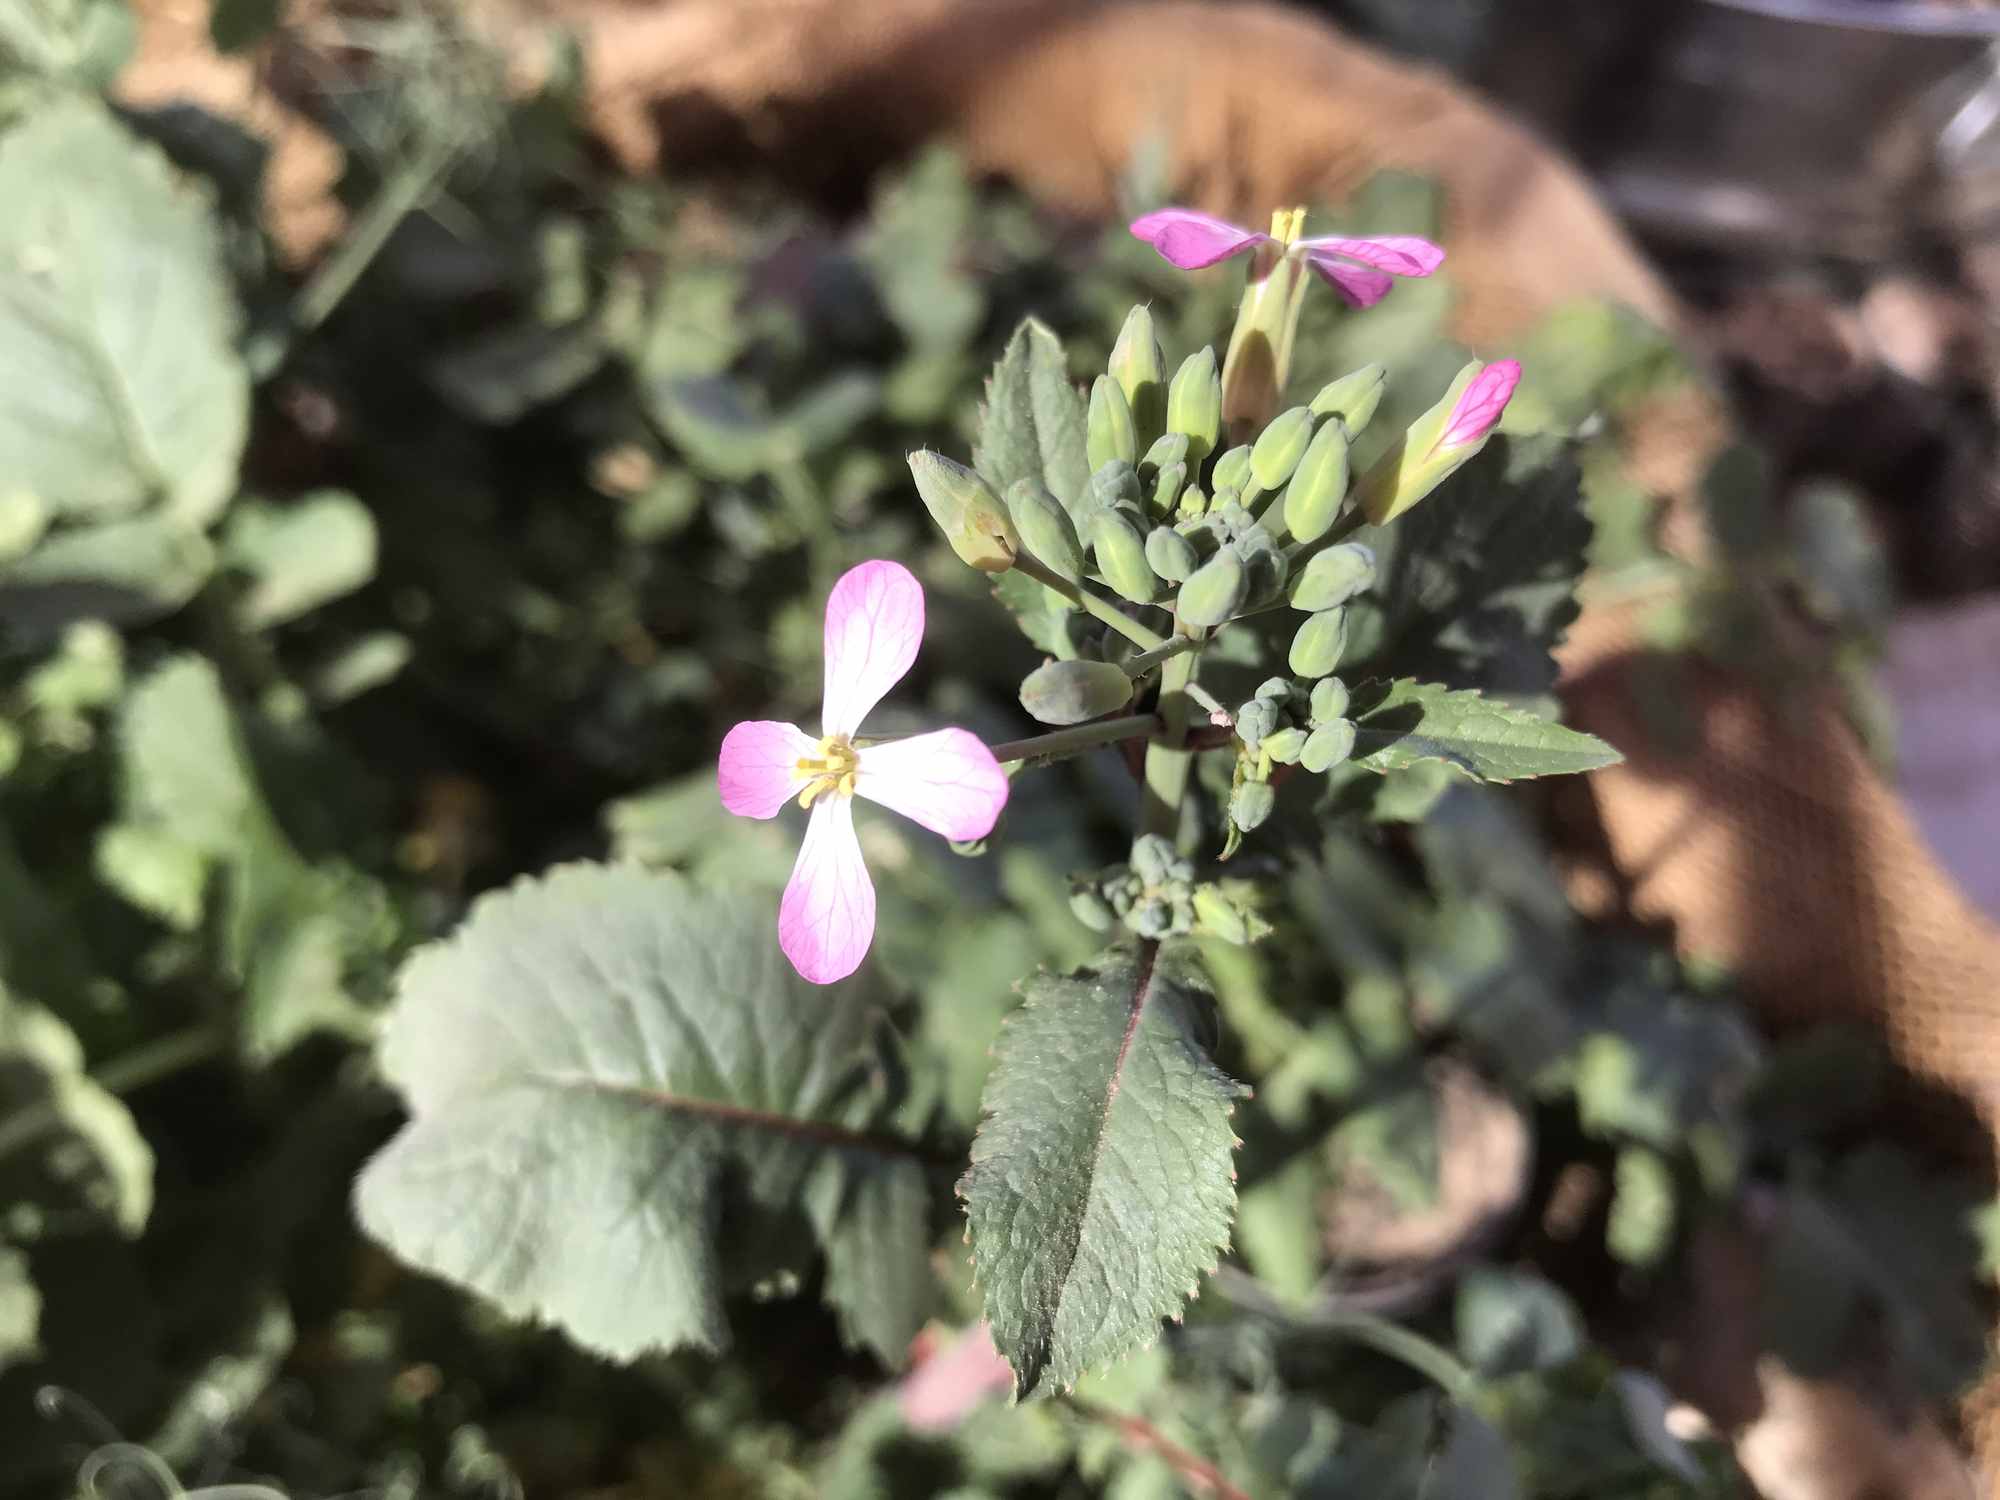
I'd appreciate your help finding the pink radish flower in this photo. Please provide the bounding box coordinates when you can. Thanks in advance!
[1129,206,1444,308]
[718,560,1010,985]
[1436,358,1522,452]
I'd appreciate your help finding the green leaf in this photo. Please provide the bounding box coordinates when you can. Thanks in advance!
[1344,435,1590,697]
[959,946,1248,1396]
[208,0,281,52]
[1605,1147,1675,1269]
[0,0,134,93]
[1348,679,1621,782]
[354,863,928,1362]
[1454,1266,1582,1376]
[0,99,247,526]
[0,991,153,1237]
[817,1157,938,1364]
[222,491,379,629]
[973,318,1090,515]
[0,514,213,640]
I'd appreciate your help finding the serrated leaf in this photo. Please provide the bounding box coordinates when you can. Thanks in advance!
[959,946,1248,1396]
[1343,435,1590,696]
[1348,679,1621,782]
[973,318,1090,514]
[0,99,247,526]
[354,863,928,1362]
[0,991,153,1236]
[222,491,378,628]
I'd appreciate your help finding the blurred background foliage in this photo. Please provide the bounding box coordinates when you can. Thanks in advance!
[0,2,1989,1496]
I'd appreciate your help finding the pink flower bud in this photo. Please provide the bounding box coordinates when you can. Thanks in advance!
[1438,359,1521,451]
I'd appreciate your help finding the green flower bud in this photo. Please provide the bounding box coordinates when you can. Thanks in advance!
[1090,508,1159,603]
[1355,359,1519,525]
[1140,431,1190,478]
[1310,363,1386,434]
[1145,525,1198,583]
[1166,346,1221,467]
[1147,460,1187,518]
[1019,658,1135,725]
[1281,418,1351,544]
[1005,478,1083,581]
[1087,375,1139,473]
[1133,898,1176,939]
[1210,444,1253,497]
[1110,304,1166,443]
[1070,885,1116,931]
[1131,833,1174,887]
[1262,726,1308,764]
[1255,676,1295,703]
[1251,406,1315,491]
[1210,492,1249,532]
[1191,885,1249,944]
[1308,676,1350,725]
[1176,547,1246,627]
[1300,718,1357,772]
[1234,697,1279,749]
[1230,779,1275,833]
[1288,541,1377,611]
[1089,459,1144,517]
[908,450,1019,572]
[1177,483,1209,520]
[1288,606,1349,679]
[1237,529,1288,605]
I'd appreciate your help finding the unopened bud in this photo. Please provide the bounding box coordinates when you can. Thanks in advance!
[1288,606,1349,679]
[1251,406,1315,491]
[1110,304,1167,443]
[1176,547,1247,627]
[1210,444,1253,497]
[1281,418,1351,543]
[1308,676,1350,725]
[1089,459,1144,517]
[1300,718,1356,772]
[908,450,1018,572]
[1005,478,1083,581]
[1234,697,1280,749]
[1167,346,1222,466]
[1145,525,1198,583]
[1090,508,1159,603]
[1087,375,1139,473]
[1149,461,1188,518]
[1070,886,1117,931]
[1192,885,1249,944]
[1356,359,1521,525]
[1020,658,1135,725]
[1262,726,1308,764]
[1230,779,1276,833]
[1310,363,1386,434]
[1288,542,1377,611]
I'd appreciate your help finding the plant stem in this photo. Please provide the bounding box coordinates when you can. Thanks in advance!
[988,714,1161,770]
[1120,633,1202,679]
[1064,1397,1252,1500]
[0,1021,230,1165]
[1012,554,1169,652]
[1280,506,1365,566]
[1139,626,1205,839]
[1309,1307,1477,1400]
[293,147,452,332]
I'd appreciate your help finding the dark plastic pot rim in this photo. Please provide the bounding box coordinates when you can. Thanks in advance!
[1706,0,2000,36]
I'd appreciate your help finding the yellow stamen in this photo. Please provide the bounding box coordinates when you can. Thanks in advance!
[793,734,860,809]
[1269,206,1308,247]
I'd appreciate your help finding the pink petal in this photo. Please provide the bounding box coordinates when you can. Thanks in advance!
[1305,258,1397,309]
[821,560,925,740]
[717,720,815,819]
[778,797,875,984]
[1296,233,1445,279]
[1440,359,1522,449]
[899,1322,1015,1431]
[1129,208,1269,270]
[856,728,1010,842]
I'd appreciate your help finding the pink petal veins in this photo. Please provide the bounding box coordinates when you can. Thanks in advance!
[1295,233,1445,279]
[778,797,876,985]
[820,559,925,740]
[1129,208,1269,270]
[856,728,1010,843]
[1440,359,1522,450]
[1304,257,1397,309]
[717,719,816,819]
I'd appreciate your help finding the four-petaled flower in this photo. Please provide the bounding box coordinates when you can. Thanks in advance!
[718,560,1010,985]
[1129,206,1444,308]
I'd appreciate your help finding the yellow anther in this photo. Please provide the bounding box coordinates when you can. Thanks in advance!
[792,734,860,809]
[1269,206,1308,246]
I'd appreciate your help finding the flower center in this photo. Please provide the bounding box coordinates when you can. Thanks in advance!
[1269,206,1308,248]
[794,734,860,809]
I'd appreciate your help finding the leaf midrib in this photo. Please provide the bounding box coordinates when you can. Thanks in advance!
[537,1073,926,1161]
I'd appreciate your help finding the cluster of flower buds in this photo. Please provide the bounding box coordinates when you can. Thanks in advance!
[1069,834,1271,945]
[1225,656,1365,850]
